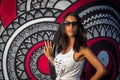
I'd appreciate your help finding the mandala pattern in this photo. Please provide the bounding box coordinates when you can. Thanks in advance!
[0,0,120,80]
[17,0,77,16]
[0,8,61,80]
[76,1,120,80]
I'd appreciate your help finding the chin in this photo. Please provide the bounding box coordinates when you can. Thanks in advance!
[68,35,75,37]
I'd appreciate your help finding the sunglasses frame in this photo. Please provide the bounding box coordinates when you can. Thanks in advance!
[63,21,78,27]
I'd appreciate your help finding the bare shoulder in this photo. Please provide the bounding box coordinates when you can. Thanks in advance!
[80,47,98,61]
[80,47,91,54]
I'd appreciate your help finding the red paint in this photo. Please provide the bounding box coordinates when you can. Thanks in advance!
[56,0,93,23]
[25,41,46,80]
[86,37,120,80]
[38,55,50,75]
[0,0,16,27]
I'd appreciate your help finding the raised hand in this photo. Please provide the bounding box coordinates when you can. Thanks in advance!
[44,40,55,59]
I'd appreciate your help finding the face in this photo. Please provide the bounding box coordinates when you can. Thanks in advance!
[64,15,78,37]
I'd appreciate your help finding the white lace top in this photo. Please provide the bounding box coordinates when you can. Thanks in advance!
[54,48,85,80]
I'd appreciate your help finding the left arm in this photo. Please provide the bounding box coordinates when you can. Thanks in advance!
[81,47,106,80]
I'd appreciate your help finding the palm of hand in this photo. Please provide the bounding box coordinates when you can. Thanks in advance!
[44,40,55,58]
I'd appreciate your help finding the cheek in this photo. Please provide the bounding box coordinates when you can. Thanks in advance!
[64,27,68,33]
[74,27,78,34]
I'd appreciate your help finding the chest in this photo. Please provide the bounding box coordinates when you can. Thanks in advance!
[54,50,75,73]
[55,52,75,69]
[54,52,85,76]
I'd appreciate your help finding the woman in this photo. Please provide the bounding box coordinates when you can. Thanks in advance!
[44,12,106,80]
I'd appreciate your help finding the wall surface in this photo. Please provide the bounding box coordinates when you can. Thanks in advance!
[0,0,120,80]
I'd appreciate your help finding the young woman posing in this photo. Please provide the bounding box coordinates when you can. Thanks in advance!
[44,12,106,80]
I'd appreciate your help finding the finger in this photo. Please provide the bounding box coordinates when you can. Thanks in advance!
[45,41,49,50]
[44,41,46,46]
[44,41,47,48]
[50,40,52,47]
[43,46,46,53]
[51,44,55,56]
[52,44,55,50]
[45,40,50,48]
[47,40,50,47]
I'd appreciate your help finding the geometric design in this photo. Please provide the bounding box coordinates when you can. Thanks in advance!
[5,22,60,80]
[17,0,77,16]
[87,37,120,80]
[0,6,63,78]
[0,0,120,80]
[77,5,120,42]
[25,42,49,80]
[0,8,61,79]
[1,0,80,79]
[76,1,120,79]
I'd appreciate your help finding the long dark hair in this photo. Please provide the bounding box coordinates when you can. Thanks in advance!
[57,12,87,53]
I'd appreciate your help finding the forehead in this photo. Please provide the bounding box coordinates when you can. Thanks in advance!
[65,15,77,21]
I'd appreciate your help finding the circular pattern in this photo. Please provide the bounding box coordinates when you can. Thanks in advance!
[0,0,120,80]
[0,21,60,80]
[76,2,120,79]
[0,7,61,79]
[86,37,120,80]
[38,55,49,75]
[14,23,59,80]
[97,51,109,67]
[17,0,77,16]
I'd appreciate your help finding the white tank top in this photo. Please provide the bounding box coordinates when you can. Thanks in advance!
[54,48,85,80]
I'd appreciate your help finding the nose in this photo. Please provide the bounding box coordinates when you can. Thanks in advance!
[69,23,74,28]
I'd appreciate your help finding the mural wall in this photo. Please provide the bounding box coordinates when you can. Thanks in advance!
[0,0,120,80]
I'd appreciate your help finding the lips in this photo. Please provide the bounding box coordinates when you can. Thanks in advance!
[68,30,74,32]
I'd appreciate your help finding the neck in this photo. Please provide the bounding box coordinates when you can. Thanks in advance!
[68,37,75,47]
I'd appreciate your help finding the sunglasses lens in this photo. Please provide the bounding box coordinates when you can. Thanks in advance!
[64,21,70,26]
[63,21,78,26]
[72,22,78,26]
